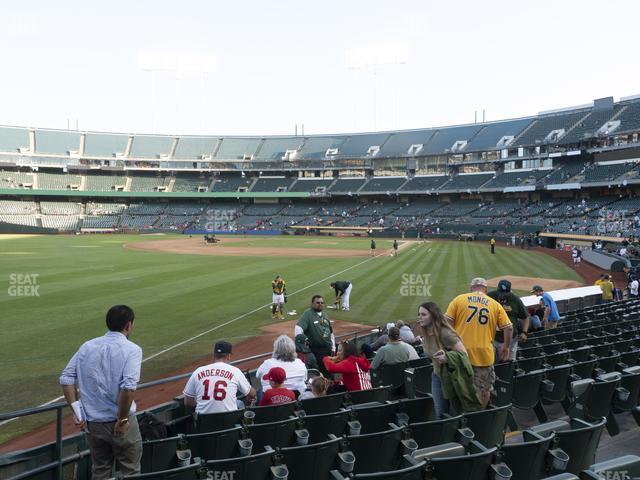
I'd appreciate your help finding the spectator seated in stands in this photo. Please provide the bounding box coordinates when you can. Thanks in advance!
[255,335,307,399]
[370,327,418,369]
[527,306,544,332]
[258,367,297,406]
[322,341,372,391]
[295,333,318,370]
[298,375,332,400]
[395,320,420,345]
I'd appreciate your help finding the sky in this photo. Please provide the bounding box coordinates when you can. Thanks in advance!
[0,0,638,137]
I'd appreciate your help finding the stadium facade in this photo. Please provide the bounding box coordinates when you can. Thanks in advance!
[1,94,640,237]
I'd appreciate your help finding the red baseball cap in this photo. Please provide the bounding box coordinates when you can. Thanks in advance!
[263,367,286,384]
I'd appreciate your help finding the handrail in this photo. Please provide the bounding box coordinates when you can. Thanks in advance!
[0,325,378,480]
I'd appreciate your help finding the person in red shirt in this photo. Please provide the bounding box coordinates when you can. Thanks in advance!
[322,342,372,391]
[258,367,297,406]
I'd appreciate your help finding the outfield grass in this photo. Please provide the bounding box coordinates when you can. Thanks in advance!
[0,234,581,443]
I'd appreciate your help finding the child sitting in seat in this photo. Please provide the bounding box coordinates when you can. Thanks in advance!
[299,375,332,400]
[259,367,297,406]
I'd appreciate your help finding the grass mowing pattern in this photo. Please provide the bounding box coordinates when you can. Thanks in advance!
[0,235,581,443]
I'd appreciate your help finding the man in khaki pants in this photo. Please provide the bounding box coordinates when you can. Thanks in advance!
[60,305,143,479]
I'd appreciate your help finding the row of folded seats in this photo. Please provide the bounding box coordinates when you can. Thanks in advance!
[126,399,637,479]
[117,301,640,479]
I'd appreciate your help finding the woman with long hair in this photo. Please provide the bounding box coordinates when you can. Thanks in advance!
[323,341,372,391]
[416,301,467,418]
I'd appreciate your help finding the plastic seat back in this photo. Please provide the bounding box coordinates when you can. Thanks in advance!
[186,425,243,461]
[347,386,390,405]
[397,396,435,423]
[347,424,404,474]
[206,447,277,480]
[141,435,180,473]
[195,409,243,433]
[300,392,347,415]
[279,434,343,480]
[512,369,545,410]
[301,409,350,444]
[408,415,464,448]
[463,404,511,447]
[248,401,298,424]
[501,431,555,480]
[245,417,299,450]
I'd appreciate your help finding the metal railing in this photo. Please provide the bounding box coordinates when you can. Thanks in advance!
[0,326,378,480]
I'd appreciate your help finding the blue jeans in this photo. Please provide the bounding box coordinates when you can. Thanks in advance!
[432,374,450,420]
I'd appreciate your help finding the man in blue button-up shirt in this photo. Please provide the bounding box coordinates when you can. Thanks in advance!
[60,305,143,479]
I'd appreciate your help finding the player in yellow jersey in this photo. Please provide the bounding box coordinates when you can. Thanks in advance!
[271,275,286,320]
[445,277,512,408]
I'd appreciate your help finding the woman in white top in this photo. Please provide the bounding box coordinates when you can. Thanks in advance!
[256,335,308,394]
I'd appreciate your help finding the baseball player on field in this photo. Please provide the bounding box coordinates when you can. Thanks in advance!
[271,275,286,320]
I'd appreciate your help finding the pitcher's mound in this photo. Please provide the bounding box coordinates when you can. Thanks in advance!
[486,275,584,292]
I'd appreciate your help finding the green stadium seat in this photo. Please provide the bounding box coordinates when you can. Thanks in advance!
[329,455,426,479]
[535,364,574,423]
[370,363,409,396]
[579,455,640,479]
[195,410,243,433]
[403,365,432,398]
[300,409,350,444]
[529,418,607,474]
[612,366,640,426]
[570,359,597,380]
[517,355,545,372]
[245,417,300,449]
[141,435,181,473]
[411,440,506,480]
[349,402,399,434]
[205,447,279,480]
[406,358,429,368]
[278,434,350,480]
[185,426,243,461]
[346,423,405,473]
[346,386,390,405]
[407,415,470,448]
[493,361,516,407]
[299,392,347,415]
[501,429,569,480]
[565,373,621,436]
[463,404,511,447]
[396,396,435,424]
[248,402,298,424]
[122,460,209,479]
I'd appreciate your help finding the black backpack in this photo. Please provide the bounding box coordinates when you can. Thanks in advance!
[137,411,168,440]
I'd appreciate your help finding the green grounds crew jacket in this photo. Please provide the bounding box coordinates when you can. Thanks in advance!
[296,308,333,349]
[487,290,527,343]
[440,350,482,413]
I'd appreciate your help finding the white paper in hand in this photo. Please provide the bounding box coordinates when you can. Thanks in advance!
[71,401,85,423]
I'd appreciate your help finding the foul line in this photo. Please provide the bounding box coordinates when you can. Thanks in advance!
[2,247,413,425]
[143,253,383,362]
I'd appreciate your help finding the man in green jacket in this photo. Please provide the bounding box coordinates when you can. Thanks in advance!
[295,295,335,375]
[488,279,529,361]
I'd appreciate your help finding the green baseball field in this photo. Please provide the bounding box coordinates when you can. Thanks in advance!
[0,234,582,443]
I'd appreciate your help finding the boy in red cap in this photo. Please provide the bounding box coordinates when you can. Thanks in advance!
[259,367,297,406]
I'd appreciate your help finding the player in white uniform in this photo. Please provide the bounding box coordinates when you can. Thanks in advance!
[183,341,256,414]
[572,247,581,267]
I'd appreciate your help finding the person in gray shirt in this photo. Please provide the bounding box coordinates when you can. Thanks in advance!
[370,327,412,369]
